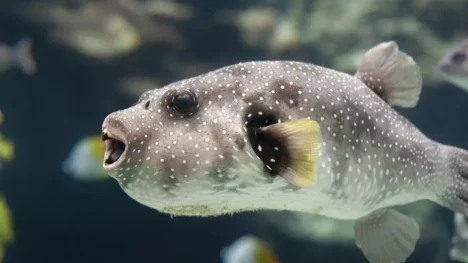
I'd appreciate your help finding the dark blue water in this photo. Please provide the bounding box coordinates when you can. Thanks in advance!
[0,2,467,263]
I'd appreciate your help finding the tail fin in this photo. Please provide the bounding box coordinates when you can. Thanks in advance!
[433,145,468,216]
[14,37,36,75]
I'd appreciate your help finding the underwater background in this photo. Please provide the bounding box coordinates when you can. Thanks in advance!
[0,0,467,262]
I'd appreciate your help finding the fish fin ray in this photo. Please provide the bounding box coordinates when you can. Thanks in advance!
[355,41,422,108]
[354,209,420,263]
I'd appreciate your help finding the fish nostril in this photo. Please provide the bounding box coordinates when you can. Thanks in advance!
[144,101,150,110]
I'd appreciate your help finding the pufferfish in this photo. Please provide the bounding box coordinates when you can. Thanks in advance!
[101,41,468,263]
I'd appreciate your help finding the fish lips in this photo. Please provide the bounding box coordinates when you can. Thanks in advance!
[102,124,128,171]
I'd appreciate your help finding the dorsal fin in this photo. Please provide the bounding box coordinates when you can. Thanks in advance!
[355,41,422,108]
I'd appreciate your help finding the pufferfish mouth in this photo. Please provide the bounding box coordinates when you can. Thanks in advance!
[102,127,127,169]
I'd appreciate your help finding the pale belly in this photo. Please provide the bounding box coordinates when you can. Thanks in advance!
[296,153,427,220]
[299,187,424,220]
[297,187,377,220]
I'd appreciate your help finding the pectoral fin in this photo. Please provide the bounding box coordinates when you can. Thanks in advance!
[253,119,322,188]
[354,209,420,263]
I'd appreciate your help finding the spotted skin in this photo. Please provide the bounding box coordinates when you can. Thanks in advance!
[102,60,468,222]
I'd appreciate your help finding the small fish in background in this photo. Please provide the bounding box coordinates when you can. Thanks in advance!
[0,37,36,75]
[0,110,14,171]
[449,213,468,263]
[62,135,109,181]
[221,235,282,263]
[438,39,468,92]
[19,1,182,61]
[0,195,14,263]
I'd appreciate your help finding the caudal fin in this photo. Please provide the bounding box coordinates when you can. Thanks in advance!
[433,145,468,216]
[14,37,36,75]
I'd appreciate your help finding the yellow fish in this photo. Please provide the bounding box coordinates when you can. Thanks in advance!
[0,195,14,263]
[221,235,281,263]
[0,111,14,165]
[0,134,14,164]
[62,135,109,181]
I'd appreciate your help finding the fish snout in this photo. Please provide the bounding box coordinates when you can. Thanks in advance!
[102,115,128,170]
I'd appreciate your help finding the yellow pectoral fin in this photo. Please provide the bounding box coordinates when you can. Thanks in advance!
[262,119,322,188]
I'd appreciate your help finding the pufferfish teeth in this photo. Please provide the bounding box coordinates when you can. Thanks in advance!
[102,129,109,141]
[104,139,112,161]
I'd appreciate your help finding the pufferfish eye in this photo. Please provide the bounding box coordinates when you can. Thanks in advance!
[172,90,198,114]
